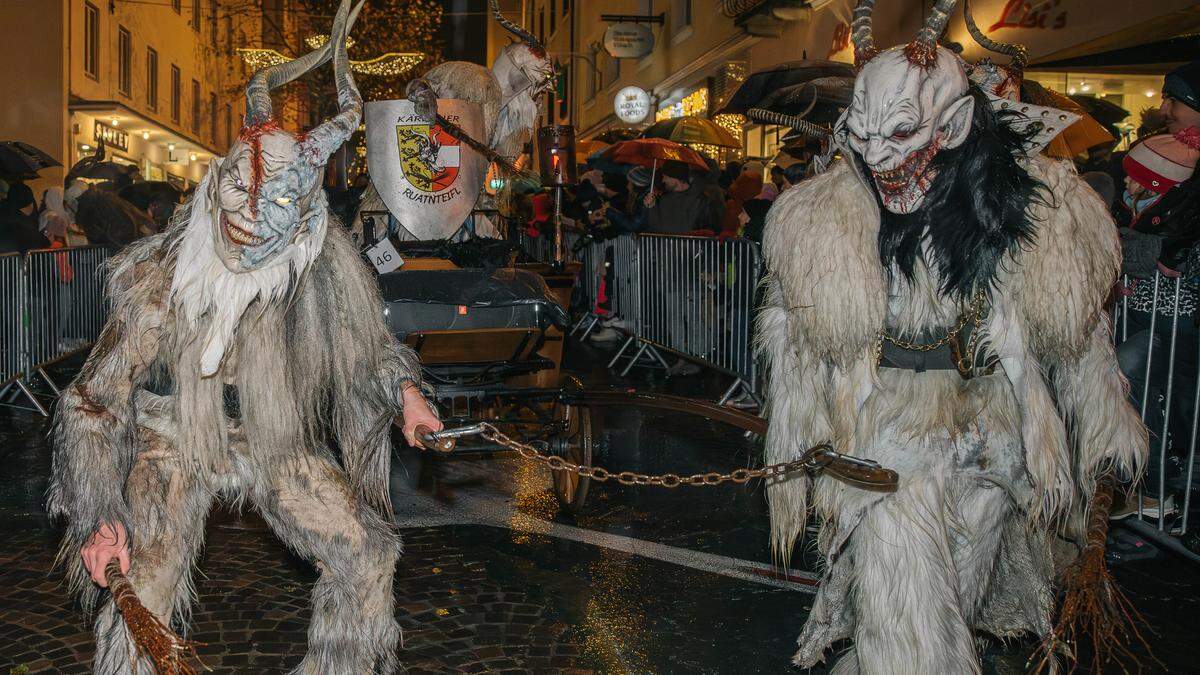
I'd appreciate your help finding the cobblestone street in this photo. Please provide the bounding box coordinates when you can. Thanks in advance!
[1,347,1198,673]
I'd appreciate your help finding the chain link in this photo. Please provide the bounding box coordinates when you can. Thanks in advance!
[879,288,987,353]
[467,422,827,489]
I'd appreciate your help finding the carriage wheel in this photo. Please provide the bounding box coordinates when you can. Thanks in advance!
[551,404,593,513]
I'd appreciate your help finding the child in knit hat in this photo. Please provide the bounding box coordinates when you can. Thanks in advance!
[1121,128,1200,221]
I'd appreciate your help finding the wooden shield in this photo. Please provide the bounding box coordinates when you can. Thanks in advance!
[366,99,487,240]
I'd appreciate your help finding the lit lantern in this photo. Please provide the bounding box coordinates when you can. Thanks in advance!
[537,125,576,187]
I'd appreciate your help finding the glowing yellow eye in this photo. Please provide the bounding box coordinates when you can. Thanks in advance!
[274,197,292,205]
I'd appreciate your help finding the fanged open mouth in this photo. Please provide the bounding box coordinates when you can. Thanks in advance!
[222,213,265,247]
[870,143,939,196]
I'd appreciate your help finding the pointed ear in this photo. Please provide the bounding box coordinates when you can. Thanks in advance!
[937,96,974,150]
[207,159,222,223]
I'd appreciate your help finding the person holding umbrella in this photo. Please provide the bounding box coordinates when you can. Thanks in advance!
[0,179,49,253]
[644,160,724,234]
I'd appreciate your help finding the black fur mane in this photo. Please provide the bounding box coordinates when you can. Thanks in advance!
[857,88,1048,299]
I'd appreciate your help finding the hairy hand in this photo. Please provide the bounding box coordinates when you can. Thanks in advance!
[81,521,129,587]
[401,387,443,448]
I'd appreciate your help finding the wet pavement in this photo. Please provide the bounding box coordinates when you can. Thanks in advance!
[1,342,1198,673]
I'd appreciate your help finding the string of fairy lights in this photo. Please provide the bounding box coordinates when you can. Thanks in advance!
[238,34,423,77]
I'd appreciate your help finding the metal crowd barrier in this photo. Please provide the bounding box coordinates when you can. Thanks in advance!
[0,246,112,416]
[1,252,23,389]
[555,233,762,405]
[1112,271,1200,557]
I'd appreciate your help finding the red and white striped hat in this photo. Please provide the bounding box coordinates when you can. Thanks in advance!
[1123,128,1200,194]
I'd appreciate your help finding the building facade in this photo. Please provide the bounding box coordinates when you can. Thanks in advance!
[492,0,1199,163]
[0,0,308,197]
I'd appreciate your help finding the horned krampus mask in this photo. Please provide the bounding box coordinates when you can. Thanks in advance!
[210,0,363,273]
[834,0,973,214]
[489,0,555,101]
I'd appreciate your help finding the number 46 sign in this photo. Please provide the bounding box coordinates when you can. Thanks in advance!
[366,238,404,274]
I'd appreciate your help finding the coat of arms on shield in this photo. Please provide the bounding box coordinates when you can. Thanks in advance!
[396,122,459,193]
[366,99,487,240]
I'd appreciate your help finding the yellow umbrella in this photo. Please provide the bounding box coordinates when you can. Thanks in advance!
[576,139,611,159]
[1020,80,1115,159]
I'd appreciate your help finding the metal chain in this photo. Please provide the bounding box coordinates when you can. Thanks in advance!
[879,288,987,353]
[467,422,828,489]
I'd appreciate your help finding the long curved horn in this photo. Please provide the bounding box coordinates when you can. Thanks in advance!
[850,0,878,66]
[747,108,831,141]
[905,0,959,66]
[303,0,365,160]
[963,0,1028,70]
[243,0,362,126]
[488,0,545,55]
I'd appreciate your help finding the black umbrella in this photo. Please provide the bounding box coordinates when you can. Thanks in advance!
[718,60,856,115]
[753,76,855,123]
[1068,94,1130,128]
[595,128,640,143]
[0,141,61,179]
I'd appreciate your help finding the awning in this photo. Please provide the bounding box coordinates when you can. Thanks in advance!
[1031,7,1200,73]
[69,99,222,157]
[1033,33,1199,72]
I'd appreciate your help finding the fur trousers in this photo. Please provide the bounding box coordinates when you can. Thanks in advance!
[92,420,401,675]
[830,477,1011,674]
[796,424,1051,674]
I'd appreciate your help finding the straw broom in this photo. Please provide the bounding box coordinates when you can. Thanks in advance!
[1031,475,1158,673]
[105,559,206,675]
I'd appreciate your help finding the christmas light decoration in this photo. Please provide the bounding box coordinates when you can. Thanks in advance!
[347,52,425,77]
[304,34,356,50]
[237,48,291,71]
[656,87,710,121]
[238,47,424,77]
[688,143,722,159]
[713,113,746,160]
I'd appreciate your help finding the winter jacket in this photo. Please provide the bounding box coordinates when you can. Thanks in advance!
[1115,172,1200,271]
[645,180,725,235]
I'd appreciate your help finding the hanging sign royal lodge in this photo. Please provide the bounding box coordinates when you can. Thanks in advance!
[365,99,487,240]
[603,23,654,59]
[614,86,651,124]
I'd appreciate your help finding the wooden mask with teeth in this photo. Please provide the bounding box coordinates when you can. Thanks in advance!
[834,0,974,214]
[209,0,363,273]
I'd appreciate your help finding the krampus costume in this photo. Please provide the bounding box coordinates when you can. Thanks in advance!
[759,1,1146,672]
[351,0,552,241]
[48,2,423,672]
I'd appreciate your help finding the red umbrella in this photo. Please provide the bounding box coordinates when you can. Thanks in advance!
[598,138,709,171]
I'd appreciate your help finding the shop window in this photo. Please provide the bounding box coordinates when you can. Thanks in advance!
[563,0,570,16]
[538,7,544,44]
[147,48,159,111]
[192,79,201,134]
[83,2,99,80]
[117,27,132,97]
[192,0,200,32]
[225,104,233,148]
[224,15,233,55]
[550,0,556,37]
[170,65,181,123]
